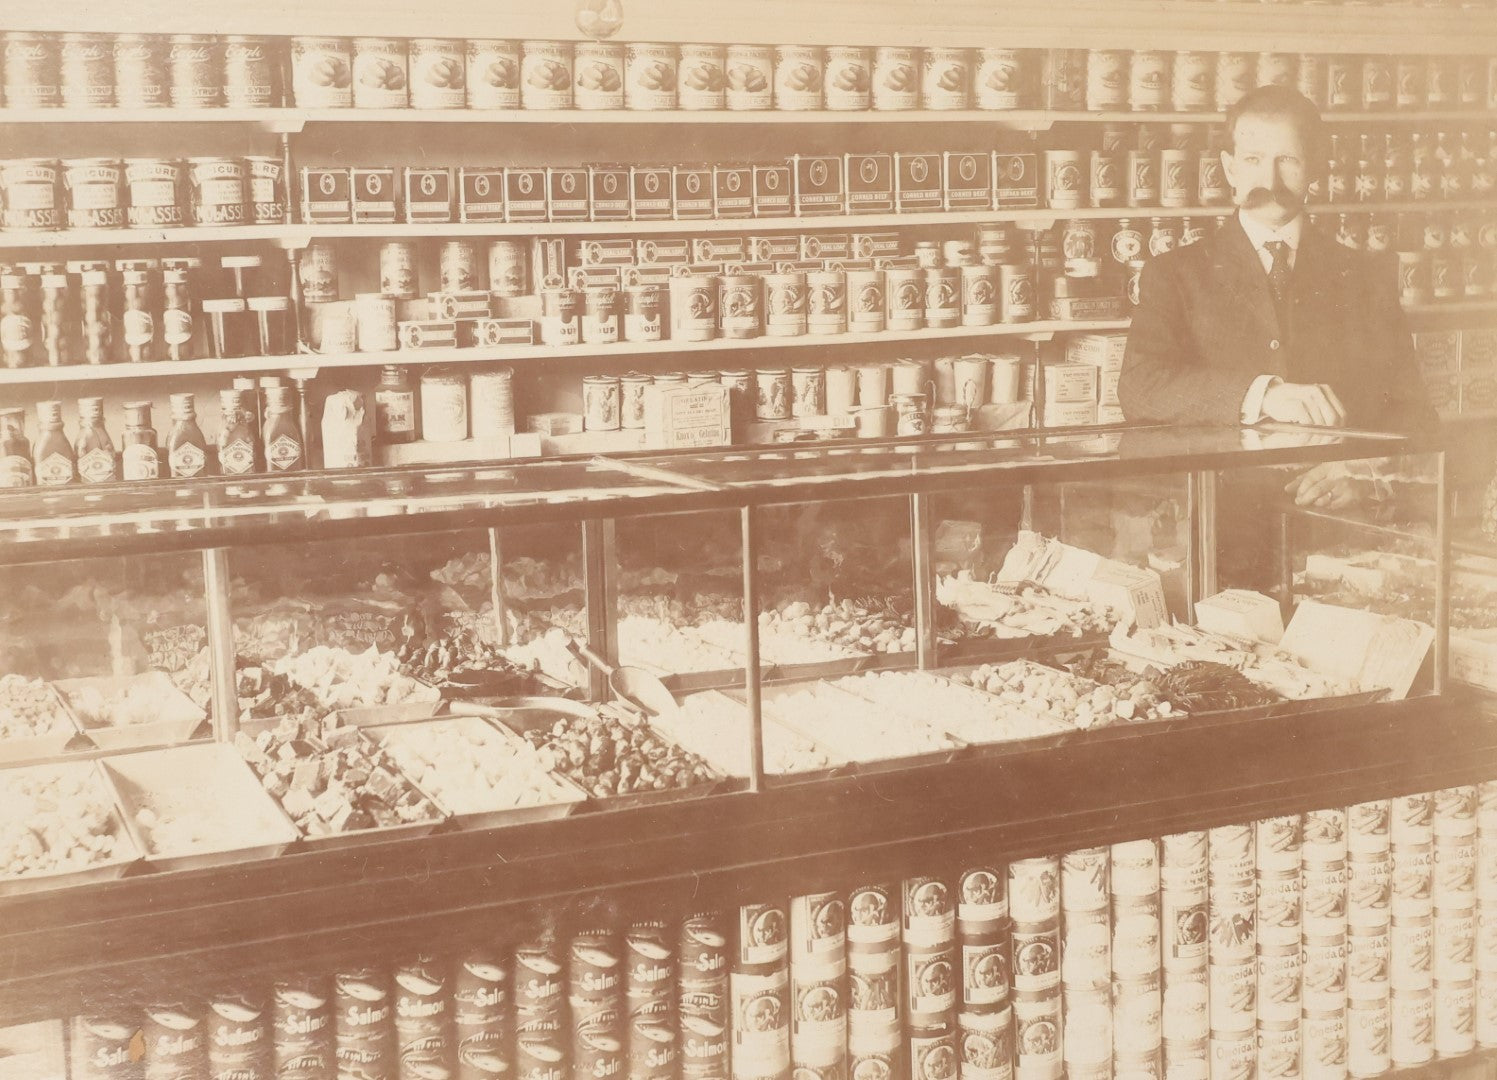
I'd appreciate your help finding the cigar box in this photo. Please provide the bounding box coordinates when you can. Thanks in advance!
[473,317,537,346]
[568,267,623,290]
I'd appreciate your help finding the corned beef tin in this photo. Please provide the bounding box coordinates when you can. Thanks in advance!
[64,158,125,229]
[3,32,60,108]
[59,33,113,108]
[113,35,168,108]
[0,159,63,231]
[168,34,223,109]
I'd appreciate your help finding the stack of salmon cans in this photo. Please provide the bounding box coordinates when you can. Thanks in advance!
[1110,839,1162,1080]
[732,899,792,1080]
[516,925,569,1080]
[626,917,680,1080]
[957,862,1012,1080]
[1477,782,1497,1051]
[680,911,731,1080]
[394,956,454,1080]
[1008,857,1061,1080]
[1059,847,1110,1080]
[454,948,510,1080]
[570,924,625,1080]
[334,966,396,1080]
[847,881,902,1080]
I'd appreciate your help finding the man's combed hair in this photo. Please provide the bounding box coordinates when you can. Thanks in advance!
[1224,84,1325,154]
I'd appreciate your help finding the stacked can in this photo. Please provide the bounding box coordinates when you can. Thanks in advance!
[680,911,731,1080]
[1059,847,1110,1080]
[1161,831,1210,1079]
[733,899,792,1080]
[455,949,511,1080]
[271,975,333,1080]
[790,890,848,1080]
[395,956,454,1080]
[1207,824,1256,1080]
[905,873,959,1080]
[1008,857,1062,1080]
[1390,792,1435,1070]
[957,863,1012,1080]
[206,988,269,1080]
[516,928,569,1080]
[1346,800,1393,1079]
[334,966,396,1080]
[144,1001,208,1080]
[1256,815,1304,1080]
[1478,782,1497,1051]
[571,926,626,1080]
[1302,808,1349,1080]
[1433,787,1478,1061]
[846,882,902,1080]
[1111,839,1162,1080]
[626,919,678,1080]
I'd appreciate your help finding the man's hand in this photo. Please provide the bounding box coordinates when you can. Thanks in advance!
[1261,382,1348,427]
[1285,461,1362,510]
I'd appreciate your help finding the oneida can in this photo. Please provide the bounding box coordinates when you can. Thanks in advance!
[467,40,520,109]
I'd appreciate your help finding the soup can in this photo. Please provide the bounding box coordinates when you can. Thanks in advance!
[765,271,808,337]
[775,44,823,110]
[124,157,184,227]
[1086,49,1128,111]
[923,46,971,109]
[1045,150,1084,209]
[679,43,727,110]
[872,45,919,110]
[725,44,772,110]
[670,273,718,341]
[582,284,620,344]
[60,33,113,108]
[1172,50,1214,111]
[467,40,520,108]
[410,38,466,109]
[846,268,885,332]
[1215,51,1256,109]
[623,282,664,342]
[188,157,245,225]
[576,41,626,110]
[224,36,275,107]
[113,35,168,108]
[1130,50,1170,111]
[245,156,284,224]
[292,36,353,107]
[3,32,60,108]
[825,46,871,110]
[976,48,1024,110]
[756,368,792,420]
[807,268,847,335]
[353,37,409,108]
[168,34,223,108]
[64,158,124,229]
[540,286,581,346]
[0,159,61,230]
[626,42,677,110]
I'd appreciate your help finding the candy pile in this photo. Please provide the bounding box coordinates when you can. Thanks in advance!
[0,674,72,740]
[662,692,845,777]
[0,765,124,878]
[832,670,1064,745]
[273,646,437,710]
[375,717,579,816]
[956,659,1176,728]
[764,682,960,761]
[516,705,718,798]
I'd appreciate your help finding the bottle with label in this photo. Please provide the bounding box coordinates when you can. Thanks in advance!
[233,376,261,453]
[74,397,118,484]
[0,409,33,488]
[1411,132,1440,202]
[0,267,34,369]
[1384,133,1410,202]
[77,267,113,366]
[1355,133,1383,203]
[166,392,209,479]
[293,376,319,470]
[1326,134,1349,204]
[33,400,76,487]
[1437,131,1467,200]
[162,260,196,362]
[37,268,68,367]
[120,401,161,481]
[262,385,304,472]
[217,388,258,476]
[375,365,418,445]
[120,269,155,363]
[1473,131,1495,199]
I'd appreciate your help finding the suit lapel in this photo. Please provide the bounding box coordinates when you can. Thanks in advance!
[1208,215,1283,340]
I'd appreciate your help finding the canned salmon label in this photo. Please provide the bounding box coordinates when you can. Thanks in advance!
[571,937,624,998]
[1256,873,1303,948]
[680,913,729,980]
[145,1003,207,1078]
[680,1008,729,1067]
[624,936,674,1001]
[455,958,508,1027]
[1011,924,1060,993]
[206,991,267,1074]
[1436,909,1477,982]
[1303,863,1348,937]
[1208,826,1255,883]
[738,903,789,967]
[1061,848,1109,913]
[1113,900,1163,979]
[903,877,955,941]
[1009,859,1060,924]
[1391,919,1433,991]
[1110,840,1159,899]
[962,938,1011,1006]
[791,892,846,958]
[1209,961,1257,1033]
[1162,971,1209,1044]
[629,1015,677,1076]
[958,866,1007,924]
[792,967,846,1040]
[334,968,393,1038]
[1392,846,1434,919]
[1391,986,1434,1066]
[516,947,565,1011]
[910,1029,958,1080]
[1256,948,1303,1025]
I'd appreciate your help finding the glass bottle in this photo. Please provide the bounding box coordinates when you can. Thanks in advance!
[262,385,304,473]
[162,260,196,362]
[32,400,75,487]
[38,267,68,366]
[120,401,161,482]
[166,392,209,479]
[375,365,418,445]
[233,376,261,462]
[1411,132,1440,202]
[1355,133,1382,204]
[1438,131,1468,201]
[0,267,33,369]
[0,408,33,488]
[74,396,118,484]
[120,269,155,363]
[217,388,257,476]
[292,376,318,470]
[79,267,113,366]
[1384,133,1410,202]
[1326,134,1349,205]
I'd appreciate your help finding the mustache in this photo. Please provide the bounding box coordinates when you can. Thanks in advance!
[1240,184,1302,208]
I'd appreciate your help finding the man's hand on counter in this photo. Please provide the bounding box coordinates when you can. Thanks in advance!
[1284,459,1396,512]
[1261,382,1348,428]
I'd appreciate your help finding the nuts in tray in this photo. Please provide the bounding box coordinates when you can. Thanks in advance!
[234,717,442,837]
[0,674,72,741]
[0,766,125,878]
[954,660,1176,728]
[764,683,959,760]
[375,718,576,816]
[518,705,718,798]
[58,679,180,729]
[761,598,917,657]
[272,646,436,710]
[396,625,545,695]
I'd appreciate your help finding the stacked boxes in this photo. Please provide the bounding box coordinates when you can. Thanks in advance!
[1059,847,1111,1080]
[790,890,848,1080]
[1347,801,1393,1079]
[1061,332,1129,426]
[1207,823,1257,1080]
[732,900,791,1080]
[1111,839,1163,1080]
[1008,857,1062,1080]
[958,863,1013,1080]
[1414,329,1497,419]
[1162,831,1211,1077]
[847,881,902,1080]
[904,874,960,1080]
[1257,815,1305,1080]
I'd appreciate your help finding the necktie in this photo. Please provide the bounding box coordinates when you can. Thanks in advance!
[1264,239,1293,303]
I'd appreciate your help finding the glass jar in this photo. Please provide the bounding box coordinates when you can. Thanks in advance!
[375,365,418,445]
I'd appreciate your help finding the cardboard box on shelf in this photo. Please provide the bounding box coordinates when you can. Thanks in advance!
[1195,589,1285,644]
[644,383,732,449]
[1098,368,1121,408]
[1042,361,1100,404]
[1095,403,1126,424]
[1414,329,1461,417]
[1042,400,1098,427]
[1065,332,1129,370]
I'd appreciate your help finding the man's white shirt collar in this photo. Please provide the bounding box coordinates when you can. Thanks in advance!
[1238,210,1304,255]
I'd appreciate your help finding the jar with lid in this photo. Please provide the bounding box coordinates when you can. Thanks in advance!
[217,388,258,475]
[33,401,74,486]
[247,295,293,355]
[0,266,34,369]
[161,258,198,361]
[0,409,33,488]
[121,269,155,362]
[222,254,264,298]
[420,367,469,442]
[120,401,160,481]
[375,365,418,445]
[79,267,112,365]
[166,392,208,478]
[74,396,117,483]
[262,386,305,472]
[203,298,251,358]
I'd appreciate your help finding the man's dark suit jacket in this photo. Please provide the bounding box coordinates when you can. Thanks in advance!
[1118,215,1434,433]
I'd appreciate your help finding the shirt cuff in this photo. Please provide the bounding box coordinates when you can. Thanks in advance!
[1241,374,1281,424]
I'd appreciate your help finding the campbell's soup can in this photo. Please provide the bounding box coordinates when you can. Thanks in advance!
[923,46,971,110]
[1171,50,1214,111]
[581,285,621,345]
[224,36,275,108]
[0,159,62,230]
[1086,49,1128,111]
[824,45,871,110]
[113,35,168,108]
[466,40,519,109]
[60,33,113,108]
[410,38,466,109]
[143,1002,208,1080]
[775,44,823,111]
[188,157,245,225]
[245,156,285,224]
[724,44,772,110]
[124,157,183,227]
[292,36,353,108]
[1215,51,1255,109]
[679,43,727,110]
[625,42,675,110]
[622,282,663,342]
[872,45,919,110]
[72,1015,142,1080]
[207,990,269,1078]
[575,41,626,110]
[3,32,60,108]
[1130,50,1169,111]
[64,158,124,229]
[352,38,409,109]
[974,48,1023,110]
[168,35,223,109]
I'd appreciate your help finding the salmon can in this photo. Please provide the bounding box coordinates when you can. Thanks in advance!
[516,944,567,1024]
[395,958,452,1076]
[114,35,168,108]
[207,990,269,1079]
[516,1035,567,1080]
[63,158,124,229]
[625,922,675,1000]
[3,32,60,108]
[410,38,466,109]
[168,34,223,109]
[333,967,395,1079]
[467,40,520,109]
[522,40,574,110]
[144,1001,208,1080]
[791,891,847,961]
[60,33,113,108]
[0,159,62,231]
[680,912,729,984]
[224,36,275,108]
[188,157,246,225]
[71,1015,141,1079]
[629,1015,677,1079]
[571,932,625,1000]
[455,953,509,1029]
[271,977,332,1080]
[872,46,919,111]
[291,36,353,108]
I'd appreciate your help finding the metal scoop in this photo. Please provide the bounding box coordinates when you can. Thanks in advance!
[566,638,679,718]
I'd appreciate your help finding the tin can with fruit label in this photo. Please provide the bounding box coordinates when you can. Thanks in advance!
[1349,996,1391,1078]
[352,38,408,109]
[724,44,772,110]
[1391,985,1434,1066]
[825,46,871,111]
[410,38,466,109]
[223,36,275,108]
[974,48,1023,110]
[187,157,245,225]
[1215,51,1256,109]
[575,41,626,110]
[113,34,167,108]
[4,32,60,108]
[168,34,222,108]
[64,158,124,229]
[626,42,677,111]
[1086,49,1128,111]
[1171,50,1214,111]
[774,44,823,111]
[521,40,573,110]
[679,43,726,110]
[60,33,113,108]
[467,40,520,109]
[923,46,971,110]
[292,36,352,108]
[1129,50,1169,111]
[872,46,919,111]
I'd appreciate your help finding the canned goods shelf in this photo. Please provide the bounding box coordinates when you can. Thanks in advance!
[0,318,1133,385]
